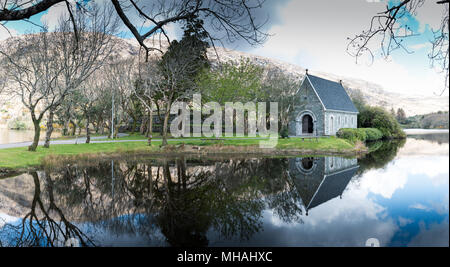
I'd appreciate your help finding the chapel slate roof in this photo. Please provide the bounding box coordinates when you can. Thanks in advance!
[306,74,359,113]
[306,166,359,210]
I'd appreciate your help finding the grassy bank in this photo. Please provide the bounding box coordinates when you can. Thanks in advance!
[93,133,280,141]
[0,136,363,171]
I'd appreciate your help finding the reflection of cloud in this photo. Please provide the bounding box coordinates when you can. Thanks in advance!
[225,180,398,246]
[360,168,408,199]
[431,193,449,215]
[360,152,448,199]
[209,208,398,247]
[395,155,449,187]
[369,143,449,193]
[398,216,413,227]
[398,139,449,157]
[250,139,449,246]
[409,203,432,211]
[0,213,17,228]
[408,219,449,247]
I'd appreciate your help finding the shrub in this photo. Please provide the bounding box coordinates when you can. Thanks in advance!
[336,128,363,142]
[280,126,289,139]
[358,106,406,139]
[364,128,384,141]
[8,118,28,130]
[337,128,383,142]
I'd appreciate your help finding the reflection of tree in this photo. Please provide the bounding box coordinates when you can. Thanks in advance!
[0,172,94,247]
[1,157,307,247]
[154,158,297,246]
[358,139,406,174]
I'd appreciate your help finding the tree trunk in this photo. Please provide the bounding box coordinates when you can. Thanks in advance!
[244,110,248,136]
[113,119,118,138]
[107,121,112,139]
[100,121,105,135]
[93,121,99,134]
[63,119,69,136]
[43,110,55,148]
[29,116,41,152]
[131,116,137,134]
[71,120,76,136]
[162,103,171,146]
[140,116,148,135]
[148,108,153,146]
[86,116,91,144]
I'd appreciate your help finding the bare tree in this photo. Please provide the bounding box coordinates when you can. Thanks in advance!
[141,41,206,146]
[0,171,95,247]
[262,67,300,133]
[106,59,140,139]
[347,0,449,94]
[1,31,63,151]
[132,59,159,146]
[0,0,268,60]
[0,4,119,151]
[43,4,120,148]
[78,74,102,144]
[0,67,5,97]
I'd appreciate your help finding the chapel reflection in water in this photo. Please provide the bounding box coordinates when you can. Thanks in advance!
[0,155,361,247]
[288,157,359,215]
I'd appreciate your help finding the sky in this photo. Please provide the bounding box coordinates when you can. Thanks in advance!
[244,0,448,97]
[0,0,448,97]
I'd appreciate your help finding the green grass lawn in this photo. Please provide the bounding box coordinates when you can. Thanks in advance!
[95,132,281,141]
[51,133,105,140]
[0,136,357,170]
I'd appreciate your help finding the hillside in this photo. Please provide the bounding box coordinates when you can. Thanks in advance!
[206,46,448,117]
[401,111,449,129]
[0,36,448,129]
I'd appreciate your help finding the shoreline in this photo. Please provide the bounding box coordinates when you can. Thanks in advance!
[0,142,367,176]
[403,129,449,135]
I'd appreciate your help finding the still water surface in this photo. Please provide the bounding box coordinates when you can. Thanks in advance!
[0,134,448,247]
[0,129,61,145]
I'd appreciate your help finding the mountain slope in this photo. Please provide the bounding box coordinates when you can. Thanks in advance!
[1,36,448,129]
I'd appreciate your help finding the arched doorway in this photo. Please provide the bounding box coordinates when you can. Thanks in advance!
[302,115,313,134]
[294,157,316,174]
[301,157,314,170]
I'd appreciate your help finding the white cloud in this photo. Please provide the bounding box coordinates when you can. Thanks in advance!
[0,25,18,41]
[409,43,431,51]
[249,0,448,96]
[40,1,71,30]
[414,0,446,33]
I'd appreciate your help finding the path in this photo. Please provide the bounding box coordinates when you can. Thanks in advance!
[0,133,129,149]
[0,134,272,149]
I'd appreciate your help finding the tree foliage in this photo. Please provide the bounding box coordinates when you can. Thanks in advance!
[358,106,406,139]
[197,57,265,104]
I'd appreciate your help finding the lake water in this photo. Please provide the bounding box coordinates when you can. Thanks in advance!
[0,129,61,145]
[0,134,448,247]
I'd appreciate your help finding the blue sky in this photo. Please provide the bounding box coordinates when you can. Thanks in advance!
[0,0,448,96]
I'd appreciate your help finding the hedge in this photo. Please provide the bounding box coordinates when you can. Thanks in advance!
[336,128,383,142]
